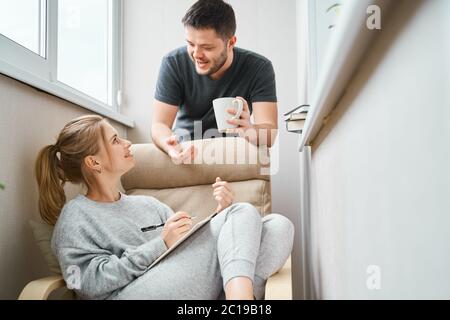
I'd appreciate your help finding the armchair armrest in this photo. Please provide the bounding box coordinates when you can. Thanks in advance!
[18,275,66,300]
[265,256,292,300]
[18,262,292,300]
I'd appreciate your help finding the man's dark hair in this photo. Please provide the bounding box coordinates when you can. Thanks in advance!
[182,0,236,39]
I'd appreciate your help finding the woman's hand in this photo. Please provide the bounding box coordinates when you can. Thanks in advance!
[161,211,193,248]
[212,177,234,213]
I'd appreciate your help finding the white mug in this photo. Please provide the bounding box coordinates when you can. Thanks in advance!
[213,97,244,133]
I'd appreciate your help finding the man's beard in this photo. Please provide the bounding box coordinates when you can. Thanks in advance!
[192,47,228,77]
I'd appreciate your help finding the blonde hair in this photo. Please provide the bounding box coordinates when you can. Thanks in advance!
[35,115,107,225]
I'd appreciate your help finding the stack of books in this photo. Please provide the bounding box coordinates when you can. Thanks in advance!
[284,105,310,133]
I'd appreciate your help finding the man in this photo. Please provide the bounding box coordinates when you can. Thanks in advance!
[152,0,278,164]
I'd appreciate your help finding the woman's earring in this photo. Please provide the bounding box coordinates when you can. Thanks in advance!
[96,168,102,174]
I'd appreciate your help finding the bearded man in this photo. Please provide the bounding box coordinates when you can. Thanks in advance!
[151,0,278,164]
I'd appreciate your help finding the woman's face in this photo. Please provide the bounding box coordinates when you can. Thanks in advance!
[97,122,135,175]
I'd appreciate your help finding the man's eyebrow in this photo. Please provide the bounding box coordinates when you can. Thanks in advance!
[186,40,214,47]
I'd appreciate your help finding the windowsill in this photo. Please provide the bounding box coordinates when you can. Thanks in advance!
[0,60,134,128]
[299,0,391,151]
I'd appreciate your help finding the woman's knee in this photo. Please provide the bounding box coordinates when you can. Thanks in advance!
[212,202,261,232]
[226,202,261,220]
[263,214,295,246]
[254,214,294,282]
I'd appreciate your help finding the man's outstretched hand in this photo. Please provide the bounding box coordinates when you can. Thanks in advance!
[165,135,197,165]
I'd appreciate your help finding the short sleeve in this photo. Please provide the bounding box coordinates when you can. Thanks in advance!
[154,55,184,106]
[250,61,277,103]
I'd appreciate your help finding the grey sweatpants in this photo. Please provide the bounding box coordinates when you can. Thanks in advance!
[112,202,294,300]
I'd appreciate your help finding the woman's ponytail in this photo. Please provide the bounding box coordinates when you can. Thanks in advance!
[34,114,105,225]
[35,144,66,225]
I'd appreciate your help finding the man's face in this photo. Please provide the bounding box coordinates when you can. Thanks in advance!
[185,27,233,77]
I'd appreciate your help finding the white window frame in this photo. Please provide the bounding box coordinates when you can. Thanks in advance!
[0,0,133,127]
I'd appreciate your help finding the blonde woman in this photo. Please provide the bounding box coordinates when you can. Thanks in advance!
[35,115,293,300]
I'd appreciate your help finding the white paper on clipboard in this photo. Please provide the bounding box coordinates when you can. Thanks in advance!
[148,211,219,269]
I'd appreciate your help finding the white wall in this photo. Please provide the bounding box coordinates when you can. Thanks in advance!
[122,0,194,143]
[123,0,303,298]
[308,0,450,299]
[0,74,127,299]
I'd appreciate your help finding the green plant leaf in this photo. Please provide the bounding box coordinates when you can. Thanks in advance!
[0,182,5,190]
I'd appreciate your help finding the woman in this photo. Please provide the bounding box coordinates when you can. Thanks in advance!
[35,115,294,300]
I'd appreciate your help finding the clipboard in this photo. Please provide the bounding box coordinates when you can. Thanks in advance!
[148,210,219,269]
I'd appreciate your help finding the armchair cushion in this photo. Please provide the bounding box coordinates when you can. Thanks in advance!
[29,220,60,275]
[122,138,272,218]
[128,180,271,220]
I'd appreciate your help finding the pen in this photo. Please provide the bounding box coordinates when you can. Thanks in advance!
[141,216,197,232]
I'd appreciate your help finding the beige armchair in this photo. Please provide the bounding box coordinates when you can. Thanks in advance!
[19,137,292,300]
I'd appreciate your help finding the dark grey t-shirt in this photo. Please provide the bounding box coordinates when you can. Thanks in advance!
[154,46,277,140]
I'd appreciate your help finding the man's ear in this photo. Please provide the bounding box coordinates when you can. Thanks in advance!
[228,36,237,49]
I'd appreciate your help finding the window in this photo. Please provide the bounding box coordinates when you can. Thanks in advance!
[0,0,132,127]
[0,0,46,57]
[58,0,112,104]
